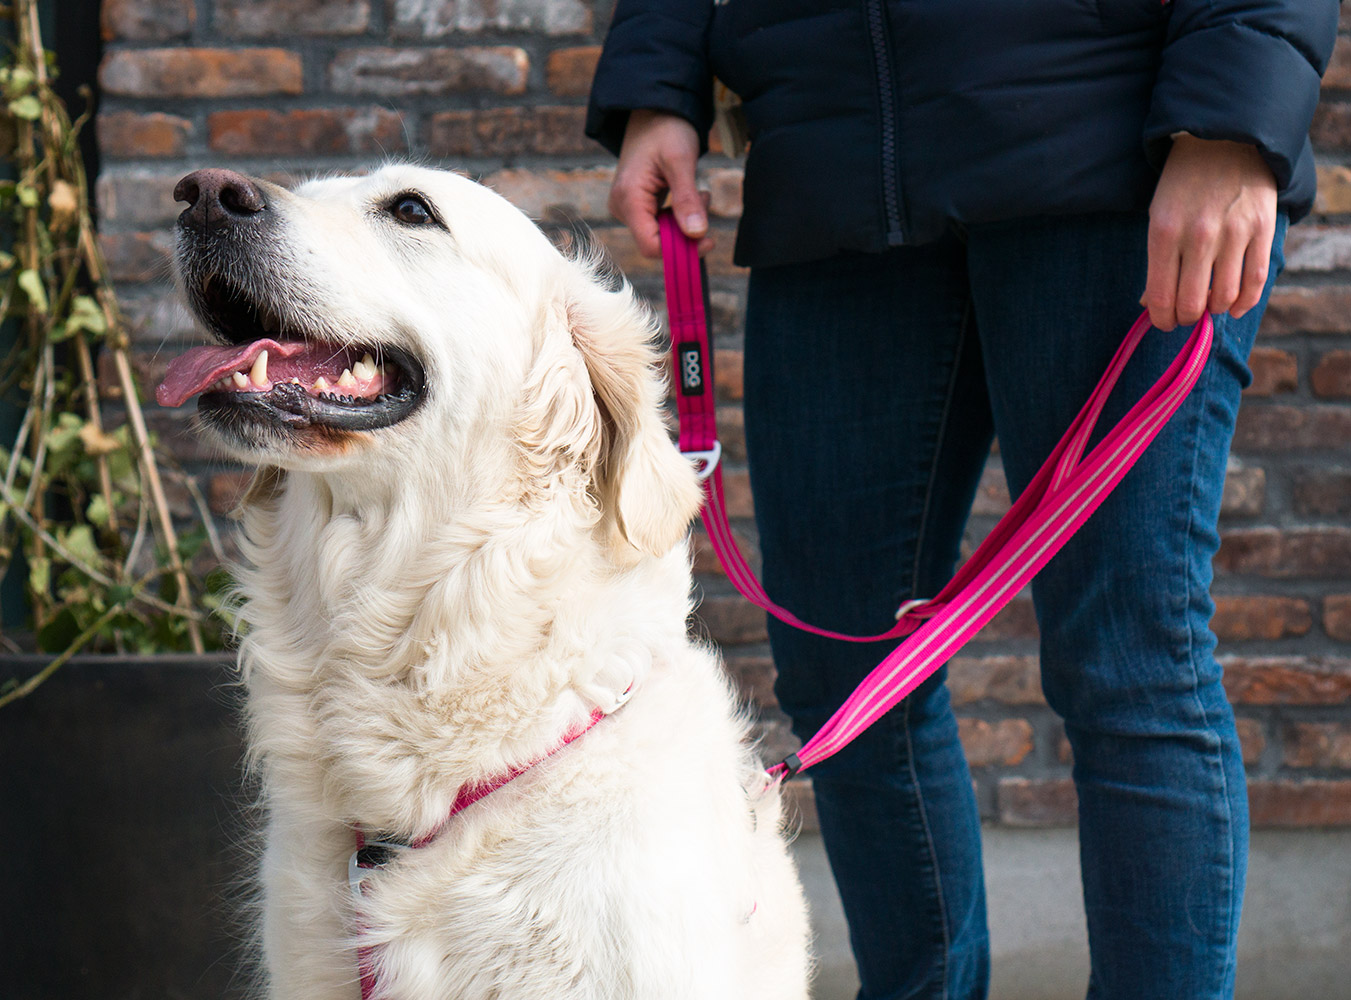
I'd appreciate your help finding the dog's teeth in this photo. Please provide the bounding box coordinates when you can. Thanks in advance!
[313,376,329,392]
[338,368,357,389]
[352,360,374,381]
[289,377,301,385]
[232,371,249,389]
[361,353,375,368]
[250,350,269,387]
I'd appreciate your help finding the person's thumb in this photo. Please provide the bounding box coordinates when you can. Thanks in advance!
[667,171,707,239]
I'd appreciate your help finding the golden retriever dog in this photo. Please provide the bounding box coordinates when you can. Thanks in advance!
[157,164,810,999]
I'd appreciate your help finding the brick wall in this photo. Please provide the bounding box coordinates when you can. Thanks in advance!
[95,0,1351,829]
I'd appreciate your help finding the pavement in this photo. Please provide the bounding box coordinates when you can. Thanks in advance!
[791,827,1351,1000]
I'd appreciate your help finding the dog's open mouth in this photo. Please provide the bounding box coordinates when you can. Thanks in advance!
[157,275,425,433]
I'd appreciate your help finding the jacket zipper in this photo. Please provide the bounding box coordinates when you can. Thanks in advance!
[864,0,906,245]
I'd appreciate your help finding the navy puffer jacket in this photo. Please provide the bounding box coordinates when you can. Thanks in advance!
[587,0,1339,268]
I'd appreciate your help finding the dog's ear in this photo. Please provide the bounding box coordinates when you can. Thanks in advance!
[564,277,702,557]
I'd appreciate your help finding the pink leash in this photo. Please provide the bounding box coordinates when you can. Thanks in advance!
[658,209,1215,781]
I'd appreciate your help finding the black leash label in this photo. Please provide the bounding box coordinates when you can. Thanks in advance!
[677,341,705,396]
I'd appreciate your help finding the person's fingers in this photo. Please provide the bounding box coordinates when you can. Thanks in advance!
[663,154,706,240]
[1174,237,1217,328]
[1230,215,1276,320]
[609,182,662,257]
[1206,223,1247,319]
[1144,217,1182,331]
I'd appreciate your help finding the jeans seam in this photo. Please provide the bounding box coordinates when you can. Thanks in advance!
[907,301,975,602]
[1179,327,1238,992]
[899,696,952,1000]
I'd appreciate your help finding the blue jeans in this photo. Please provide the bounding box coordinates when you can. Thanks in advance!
[743,212,1286,1000]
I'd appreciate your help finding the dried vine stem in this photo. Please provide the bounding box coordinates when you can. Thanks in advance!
[1,0,216,696]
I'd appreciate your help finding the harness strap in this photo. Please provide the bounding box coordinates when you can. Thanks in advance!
[657,209,1214,781]
[352,705,609,997]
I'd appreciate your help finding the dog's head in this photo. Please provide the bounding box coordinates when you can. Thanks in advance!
[159,164,701,556]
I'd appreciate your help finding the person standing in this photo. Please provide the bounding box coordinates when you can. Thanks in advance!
[587,3,1338,999]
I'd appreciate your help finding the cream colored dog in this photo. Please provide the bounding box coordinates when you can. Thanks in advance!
[158,164,810,999]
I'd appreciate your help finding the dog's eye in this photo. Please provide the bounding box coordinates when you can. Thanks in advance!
[390,195,434,226]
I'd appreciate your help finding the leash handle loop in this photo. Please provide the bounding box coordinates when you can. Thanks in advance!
[659,210,1216,779]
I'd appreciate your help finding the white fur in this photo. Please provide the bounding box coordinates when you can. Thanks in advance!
[189,165,811,999]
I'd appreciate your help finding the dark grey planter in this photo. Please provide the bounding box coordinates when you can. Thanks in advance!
[1,653,254,999]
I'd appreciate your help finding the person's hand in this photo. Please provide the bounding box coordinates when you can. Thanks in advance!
[609,109,712,258]
[1142,134,1278,331]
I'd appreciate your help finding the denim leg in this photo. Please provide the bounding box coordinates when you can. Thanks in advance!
[966,212,1285,1000]
[744,243,993,1000]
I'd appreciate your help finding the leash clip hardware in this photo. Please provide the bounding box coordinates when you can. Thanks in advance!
[684,441,722,481]
[894,597,930,622]
[349,840,409,900]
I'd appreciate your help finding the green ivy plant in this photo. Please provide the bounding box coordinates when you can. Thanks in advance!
[0,0,228,706]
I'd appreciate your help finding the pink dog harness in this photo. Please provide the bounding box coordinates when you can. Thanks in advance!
[351,706,609,996]
[657,209,1215,781]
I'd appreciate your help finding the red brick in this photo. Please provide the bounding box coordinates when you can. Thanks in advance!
[1248,779,1351,827]
[1233,406,1351,451]
[970,596,1040,642]
[1311,104,1351,150]
[209,471,255,516]
[1284,225,1351,274]
[948,655,1044,706]
[100,49,304,99]
[717,405,746,462]
[597,225,741,279]
[140,410,221,463]
[1322,35,1351,90]
[481,167,614,222]
[390,0,591,36]
[691,525,758,578]
[427,106,592,158]
[119,295,200,346]
[546,45,601,97]
[707,293,751,339]
[1293,469,1351,518]
[1253,285,1351,336]
[329,47,528,96]
[216,0,371,36]
[706,167,744,219]
[1215,528,1351,578]
[96,169,184,228]
[722,652,778,709]
[1219,463,1265,516]
[720,468,755,519]
[1312,350,1351,398]
[1243,347,1298,396]
[1325,595,1351,641]
[1282,723,1351,769]
[958,718,1034,767]
[1315,164,1351,215]
[1236,717,1266,766]
[1259,286,1351,336]
[208,109,408,157]
[714,346,744,401]
[1221,655,1351,705]
[101,0,194,40]
[997,778,1077,826]
[97,111,193,159]
[1211,595,1312,641]
[694,593,767,645]
[99,231,175,284]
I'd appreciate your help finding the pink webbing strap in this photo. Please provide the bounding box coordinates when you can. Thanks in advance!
[657,210,1215,780]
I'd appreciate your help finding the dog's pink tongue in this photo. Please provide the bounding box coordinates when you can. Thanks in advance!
[157,339,294,407]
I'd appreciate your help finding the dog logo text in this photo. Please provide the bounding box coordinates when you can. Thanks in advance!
[678,341,704,396]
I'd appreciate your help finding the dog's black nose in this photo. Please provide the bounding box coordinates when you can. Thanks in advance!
[175,168,266,233]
